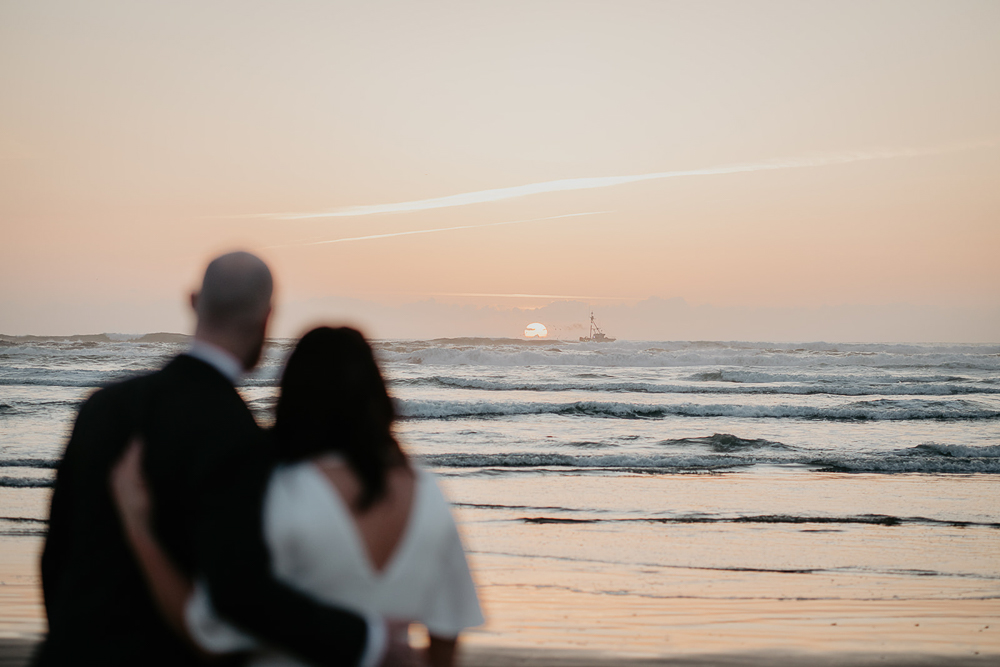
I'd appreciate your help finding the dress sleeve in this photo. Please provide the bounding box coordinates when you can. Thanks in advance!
[420,478,485,639]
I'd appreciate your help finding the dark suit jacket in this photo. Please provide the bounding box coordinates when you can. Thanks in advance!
[35,354,369,666]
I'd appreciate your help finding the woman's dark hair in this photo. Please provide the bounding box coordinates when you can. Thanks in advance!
[272,326,406,509]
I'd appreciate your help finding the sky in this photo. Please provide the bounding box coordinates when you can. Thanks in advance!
[2,0,998,340]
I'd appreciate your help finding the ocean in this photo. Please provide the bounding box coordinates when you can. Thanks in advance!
[1,335,999,655]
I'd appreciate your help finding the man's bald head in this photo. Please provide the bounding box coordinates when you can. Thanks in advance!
[194,251,273,331]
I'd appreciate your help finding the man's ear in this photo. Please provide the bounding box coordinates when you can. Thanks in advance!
[259,306,273,336]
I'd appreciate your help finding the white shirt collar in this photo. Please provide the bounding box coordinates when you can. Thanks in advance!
[185,340,244,384]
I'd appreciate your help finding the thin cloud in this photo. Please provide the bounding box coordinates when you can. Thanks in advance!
[266,211,608,248]
[253,139,997,220]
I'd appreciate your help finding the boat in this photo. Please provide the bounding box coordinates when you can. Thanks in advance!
[579,312,616,343]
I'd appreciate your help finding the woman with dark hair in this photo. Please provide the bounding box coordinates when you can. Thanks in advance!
[111,327,483,667]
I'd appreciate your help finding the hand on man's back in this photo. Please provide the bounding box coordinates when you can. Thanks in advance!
[380,620,426,667]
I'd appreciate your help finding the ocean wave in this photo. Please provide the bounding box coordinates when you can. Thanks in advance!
[420,452,756,470]
[3,337,998,368]
[519,514,1000,529]
[0,367,282,389]
[0,477,54,488]
[419,444,1000,474]
[0,517,48,537]
[0,346,175,362]
[0,399,86,415]
[397,398,1000,421]
[10,367,994,397]
[904,443,1000,458]
[686,368,996,386]
[394,375,998,396]
[660,433,791,451]
[0,458,59,469]
[457,503,1000,529]
[0,371,140,388]
[812,459,1000,473]
[376,342,1000,370]
[812,443,1000,473]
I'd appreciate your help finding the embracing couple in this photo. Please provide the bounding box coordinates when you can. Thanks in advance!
[34,252,482,667]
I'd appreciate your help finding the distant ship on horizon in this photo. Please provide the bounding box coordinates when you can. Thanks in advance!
[579,312,616,343]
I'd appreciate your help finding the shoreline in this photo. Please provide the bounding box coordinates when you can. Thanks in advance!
[461,646,1000,666]
[1,639,997,667]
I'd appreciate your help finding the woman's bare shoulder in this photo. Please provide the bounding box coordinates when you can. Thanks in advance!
[313,454,415,513]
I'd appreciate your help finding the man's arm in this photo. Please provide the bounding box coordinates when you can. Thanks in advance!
[111,441,196,644]
[188,426,381,667]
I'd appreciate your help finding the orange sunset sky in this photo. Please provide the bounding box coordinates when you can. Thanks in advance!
[2,1,998,340]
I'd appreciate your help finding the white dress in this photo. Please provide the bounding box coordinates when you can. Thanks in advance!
[184,461,484,666]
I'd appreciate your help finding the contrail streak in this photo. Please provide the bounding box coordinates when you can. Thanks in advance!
[266,211,607,248]
[427,292,639,301]
[256,139,995,220]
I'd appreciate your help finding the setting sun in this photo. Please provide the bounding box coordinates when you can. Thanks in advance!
[524,323,548,338]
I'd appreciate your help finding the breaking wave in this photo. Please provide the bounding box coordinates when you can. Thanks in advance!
[397,398,1000,421]
[0,477,54,488]
[811,443,1000,473]
[0,458,58,469]
[420,452,760,471]
[906,443,1000,458]
[395,375,998,396]
[377,342,1000,370]
[420,442,1000,474]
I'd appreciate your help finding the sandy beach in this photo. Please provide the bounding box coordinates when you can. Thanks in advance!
[1,639,999,666]
[2,533,997,666]
[459,647,1000,666]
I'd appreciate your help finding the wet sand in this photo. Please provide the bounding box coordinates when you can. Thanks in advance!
[0,638,998,667]
[2,535,998,666]
[460,646,1000,666]
[0,640,35,667]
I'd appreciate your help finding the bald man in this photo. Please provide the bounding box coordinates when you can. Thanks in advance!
[36,253,391,667]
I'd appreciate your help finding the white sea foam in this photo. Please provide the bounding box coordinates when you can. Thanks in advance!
[420,452,765,470]
[396,398,1000,421]
[904,443,1000,458]
[397,375,999,396]
[377,342,1000,371]
[418,446,1000,475]
[0,458,58,468]
[0,476,53,488]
